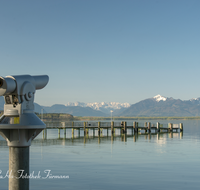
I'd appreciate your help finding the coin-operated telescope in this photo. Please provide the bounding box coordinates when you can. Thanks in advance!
[0,75,49,146]
[0,75,49,190]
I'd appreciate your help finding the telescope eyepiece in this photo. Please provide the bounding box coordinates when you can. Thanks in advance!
[0,78,3,88]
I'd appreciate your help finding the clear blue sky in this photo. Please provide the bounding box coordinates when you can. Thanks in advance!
[0,0,200,106]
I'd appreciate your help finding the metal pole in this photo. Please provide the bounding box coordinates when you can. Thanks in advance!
[110,110,113,122]
[9,147,29,190]
[41,109,43,121]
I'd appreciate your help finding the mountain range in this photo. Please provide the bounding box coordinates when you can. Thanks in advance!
[120,95,200,117]
[1,95,200,117]
[65,101,130,114]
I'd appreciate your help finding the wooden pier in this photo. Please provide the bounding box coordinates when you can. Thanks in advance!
[43,121,183,139]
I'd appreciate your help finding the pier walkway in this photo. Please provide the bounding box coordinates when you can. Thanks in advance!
[43,121,183,139]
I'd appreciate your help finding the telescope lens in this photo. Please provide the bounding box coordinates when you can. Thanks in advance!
[0,78,3,87]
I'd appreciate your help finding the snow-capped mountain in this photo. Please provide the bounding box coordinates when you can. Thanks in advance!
[190,97,200,105]
[153,94,167,102]
[65,101,130,114]
[41,95,200,116]
[119,95,200,117]
[2,95,200,117]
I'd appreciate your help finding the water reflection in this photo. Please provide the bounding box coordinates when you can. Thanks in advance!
[1,120,199,190]
[0,130,183,148]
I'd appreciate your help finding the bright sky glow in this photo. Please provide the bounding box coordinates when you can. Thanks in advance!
[0,0,200,106]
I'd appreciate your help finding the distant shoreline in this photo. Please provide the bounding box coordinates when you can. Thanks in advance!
[1,111,200,121]
[74,116,200,121]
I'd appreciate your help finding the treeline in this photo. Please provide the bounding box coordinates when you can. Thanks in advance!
[36,113,74,121]
[0,111,74,121]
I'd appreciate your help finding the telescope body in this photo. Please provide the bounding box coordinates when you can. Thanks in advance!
[0,75,49,96]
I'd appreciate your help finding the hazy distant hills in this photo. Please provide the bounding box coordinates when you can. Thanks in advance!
[65,101,130,114]
[38,95,200,117]
[1,95,200,117]
[0,99,107,117]
[41,104,108,117]
[0,97,107,116]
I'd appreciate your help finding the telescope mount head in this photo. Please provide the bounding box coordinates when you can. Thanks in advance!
[0,75,49,116]
[0,75,49,147]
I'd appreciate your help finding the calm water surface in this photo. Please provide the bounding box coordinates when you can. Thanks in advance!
[1,120,200,190]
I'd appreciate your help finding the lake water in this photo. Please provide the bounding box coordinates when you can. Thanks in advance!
[1,120,200,190]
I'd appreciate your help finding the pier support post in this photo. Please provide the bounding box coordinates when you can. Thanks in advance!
[62,121,66,138]
[45,129,47,139]
[132,126,134,135]
[148,122,151,133]
[43,129,45,139]
[71,121,74,137]
[157,122,160,132]
[180,123,183,132]
[98,122,101,136]
[61,122,66,138]
[93,128,95,136]
[133,122,136,133]
[168,123,173,132]
[58,128,60,138]
[137,122,139,132]
[133,122,138,133]
[120,121,123,134]
[64,128,66,138]
[171,123,173,132]
[84,122,86,135]
[123,121,127,134]
[78,129,80,137]
[144,122,147,133]
[43,129,47,139]
[100,128,103,135]
[85,122,89,135]
[72,128,74,138]
[9,147,29,190]
[111,121,114,135]
[122,121,127,134]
